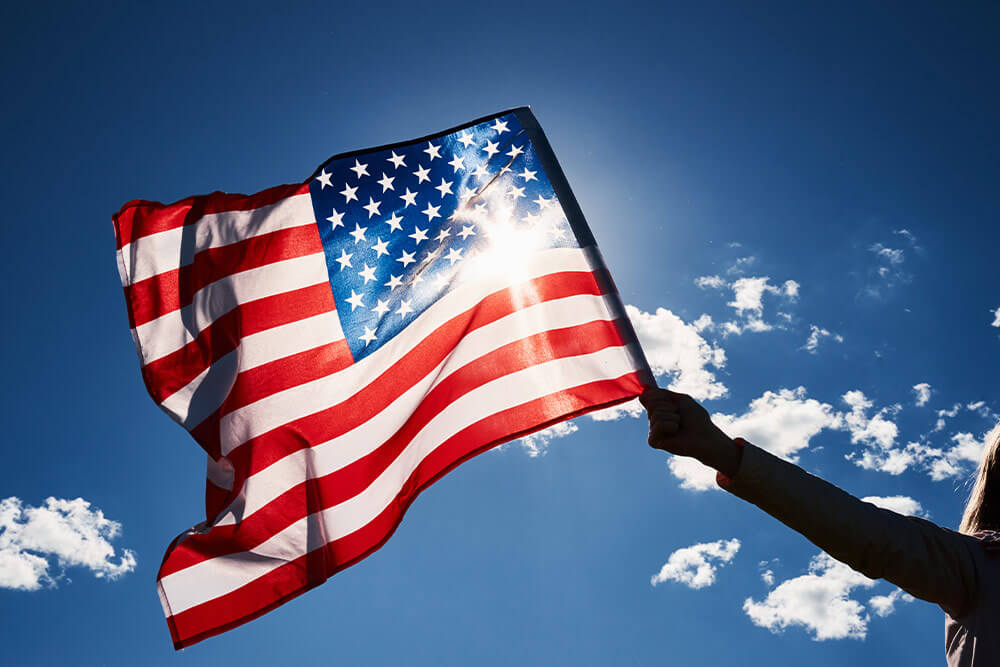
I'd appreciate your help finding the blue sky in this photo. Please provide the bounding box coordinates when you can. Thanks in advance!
[1,1,998,665]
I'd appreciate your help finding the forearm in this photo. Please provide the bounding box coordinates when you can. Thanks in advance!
[720,443,980,616]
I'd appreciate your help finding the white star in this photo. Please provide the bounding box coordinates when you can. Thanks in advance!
[358,263,377,284]
[413,164,431,184]
[385,212,404,232]
[424,142,442,160]
[473,202,488,216]
[349,223,368,243]
[500,165,512,175]
[316,168,333,189]
[458,224,475,240]
[372,236,390,258]
[385,274,403,289]
[362,197,382,218]
[534,195,554,209]
[327,208,345,230]
[445,247,464,265]
[396,299,413,317]
[550,224,568,241]
[397,250,416,267]
[350,159,369,179]
[340,183,359,203]
[400,188,418,208]
[472,164,490,180]
[388,151,406,169]
[459,186,477,200]
[377,172,395,192]
[457,130,476,148]
[447,155,465,172]
[409,226,429,244]
[335,249,353,270]
[359,326,377,345]
[482,140,500,158]
[435,227,452,242]
[412,272,424,285]
[520,168,538,182]
[505,144,524,159]
[425,245,444,261]
[434,178,454,198]
[491,119,509,134]
[372,299,391,317]
[507,186,526,199]
[422,203,441,221]
[346,289,365,311]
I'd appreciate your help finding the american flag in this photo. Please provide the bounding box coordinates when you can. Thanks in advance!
[113,108,651,649]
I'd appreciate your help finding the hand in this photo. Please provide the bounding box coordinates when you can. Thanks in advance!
[638,387,741,477]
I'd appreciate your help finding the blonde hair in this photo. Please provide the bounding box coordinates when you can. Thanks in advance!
[960,422,1000,535]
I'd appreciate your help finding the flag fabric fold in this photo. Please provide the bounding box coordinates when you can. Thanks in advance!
[112,107,651,649]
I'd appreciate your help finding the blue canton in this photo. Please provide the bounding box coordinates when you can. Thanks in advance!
[308,112,580,361]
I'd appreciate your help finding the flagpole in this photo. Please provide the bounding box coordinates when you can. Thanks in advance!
[513,107,656,389]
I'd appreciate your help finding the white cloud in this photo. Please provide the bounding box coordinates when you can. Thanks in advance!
[0,497,136,591]
[868,588,914,617]
[626,305,728,400]
[761,569,775,586]
[842,391,899,451]
[695,275,726,290]
[650,538,741,589]
[912,383,932,407]
[720,276,800,335]
[743,553,877,641]
[588,398,644,422]
[517,421,578,457]
[803,325,844,354]
[869,243,904,265]
[860,495,927,518]
[669,387,842,491]
[728,277,776,316]
[992,307,1000,328]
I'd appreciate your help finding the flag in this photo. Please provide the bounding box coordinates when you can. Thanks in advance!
[113,107,652,649]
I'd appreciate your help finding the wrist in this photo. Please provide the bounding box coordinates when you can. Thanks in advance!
[715,438,746,490]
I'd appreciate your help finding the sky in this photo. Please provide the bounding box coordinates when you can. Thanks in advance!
[1,1,998,665]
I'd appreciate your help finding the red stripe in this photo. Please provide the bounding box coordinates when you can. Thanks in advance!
[126,225,323,327]
[159,319,625,576]
[113,183,309,250]
[217,341,354,418]
[140,282,337,412]
[165,372,644,649]
[217,271,606,479]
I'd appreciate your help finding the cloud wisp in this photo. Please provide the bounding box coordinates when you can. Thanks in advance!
[803,325,844,354]
[912,383,932,407]
[860,495,927,518]
[650,538,741,589]
[0,496,137,591]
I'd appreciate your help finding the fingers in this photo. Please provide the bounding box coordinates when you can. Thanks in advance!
[648,421,680,449]
[647,408,681,449]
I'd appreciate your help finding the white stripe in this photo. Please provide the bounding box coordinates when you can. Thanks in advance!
[159,311,346,426]
[218,247,596,455]
[217,292,616,524]
[120,194,314,286]
[134,252,330,366]
[159,345,636,613]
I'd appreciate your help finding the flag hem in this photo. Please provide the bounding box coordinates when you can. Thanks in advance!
[166,380,643,650]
